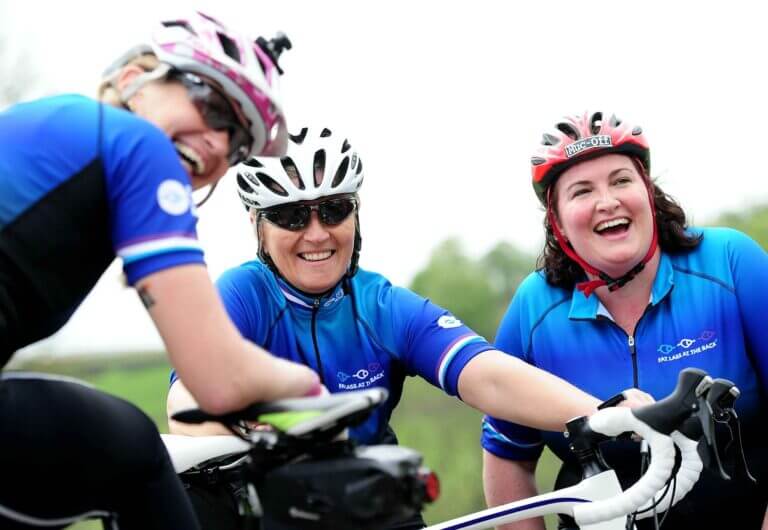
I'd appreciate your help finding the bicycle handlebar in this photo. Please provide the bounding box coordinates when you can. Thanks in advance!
[573,368,711,525]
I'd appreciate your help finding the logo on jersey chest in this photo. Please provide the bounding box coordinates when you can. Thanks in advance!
[657,330,718,363]
[337,362,385,390]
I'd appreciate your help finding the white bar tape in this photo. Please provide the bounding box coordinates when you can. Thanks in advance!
[573,408,676,525]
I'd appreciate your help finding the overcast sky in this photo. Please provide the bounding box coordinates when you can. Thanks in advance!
[6,0,768,358]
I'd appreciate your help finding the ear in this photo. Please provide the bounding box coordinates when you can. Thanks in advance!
[554,213,568,241]
[256,218,270,254]
[114,64,146,108]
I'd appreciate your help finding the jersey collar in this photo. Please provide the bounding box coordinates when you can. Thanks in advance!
[568,252,674,320]
[276,276,346,311]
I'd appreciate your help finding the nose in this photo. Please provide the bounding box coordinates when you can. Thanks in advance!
[204,128,230,159]
[595,187,620,212]
[302,212,331,243]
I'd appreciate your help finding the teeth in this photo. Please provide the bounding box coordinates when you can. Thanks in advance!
[300,251,333,262]
[175,143,205,176]
[595,218,630,232]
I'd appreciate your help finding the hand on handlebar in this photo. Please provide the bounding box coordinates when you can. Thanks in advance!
[617,388,655,409]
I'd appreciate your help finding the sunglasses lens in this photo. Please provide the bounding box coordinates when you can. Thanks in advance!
[262,197,356,231]
[318,199,356,225]
[175,72,252,165]
[263,205,311,230]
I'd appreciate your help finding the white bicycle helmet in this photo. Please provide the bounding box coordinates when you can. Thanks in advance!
[103,11,289,158]
[235,127,364,210]
[236,127,365,278]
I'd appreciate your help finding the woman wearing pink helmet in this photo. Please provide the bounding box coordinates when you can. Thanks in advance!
[0,11,317,529]
[482,112,768,529]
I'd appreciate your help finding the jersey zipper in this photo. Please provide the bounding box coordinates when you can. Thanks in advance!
[310,297,325,385]
[628,334,638,388]
[596,316,642,389]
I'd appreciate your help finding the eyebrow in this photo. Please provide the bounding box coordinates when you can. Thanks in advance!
[564,167,634,194]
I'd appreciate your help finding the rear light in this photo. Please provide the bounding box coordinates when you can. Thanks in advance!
[418,467,440,502]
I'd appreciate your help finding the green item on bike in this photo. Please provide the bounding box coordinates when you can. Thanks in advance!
[259,410,324,431]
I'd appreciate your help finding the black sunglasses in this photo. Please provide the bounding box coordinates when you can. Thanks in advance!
[260,196,357,231]
[170,70,253,166]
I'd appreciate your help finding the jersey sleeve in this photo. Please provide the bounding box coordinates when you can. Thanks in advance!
[366,281,493,397]
[170,265,266,386]
[481,277,545,460]
[101,112,204,285]
[728,229,768,392]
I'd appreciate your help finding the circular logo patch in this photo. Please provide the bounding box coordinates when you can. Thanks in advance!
[437,315,462,329]
[157,180,190,216]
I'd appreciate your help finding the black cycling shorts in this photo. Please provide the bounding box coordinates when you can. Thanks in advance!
[0,372,200,529]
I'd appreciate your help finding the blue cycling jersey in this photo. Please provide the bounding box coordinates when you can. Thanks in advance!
[0,95,204,360]
[482,227,767,527]
[171,260,493,444]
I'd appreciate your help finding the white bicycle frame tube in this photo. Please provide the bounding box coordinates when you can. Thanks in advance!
[426,406,699,530]
[424,470,630,530]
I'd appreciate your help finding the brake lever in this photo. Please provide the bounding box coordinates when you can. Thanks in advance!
[706,379,756,483]
[693,391,730,480]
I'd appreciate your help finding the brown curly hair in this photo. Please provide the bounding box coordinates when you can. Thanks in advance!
[538,168,702,289]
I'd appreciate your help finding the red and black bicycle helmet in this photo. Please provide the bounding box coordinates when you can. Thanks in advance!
[530,111,657,297]
[531,111,650,205]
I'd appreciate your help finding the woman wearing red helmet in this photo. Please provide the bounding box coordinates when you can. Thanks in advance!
[481,112,768,529]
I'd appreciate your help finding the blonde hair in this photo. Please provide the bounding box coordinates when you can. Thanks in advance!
[98,53,161,105]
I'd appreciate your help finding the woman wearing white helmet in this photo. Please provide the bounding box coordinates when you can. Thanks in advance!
[167,127,647,529]
[0,11,319,529]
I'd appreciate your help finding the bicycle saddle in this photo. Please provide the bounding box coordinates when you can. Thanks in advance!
[161,434,251,473]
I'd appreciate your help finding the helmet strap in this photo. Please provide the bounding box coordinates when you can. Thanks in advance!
[346,212,362,279]
[195,183,218,208]
[119,63,172,106]
[547,175,659,298]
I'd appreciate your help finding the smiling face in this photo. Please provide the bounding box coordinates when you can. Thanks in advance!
[258,210,356,294]
[552,154,655,278]
[116,65,231,190]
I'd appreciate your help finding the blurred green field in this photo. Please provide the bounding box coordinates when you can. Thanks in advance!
[17,354,561,529]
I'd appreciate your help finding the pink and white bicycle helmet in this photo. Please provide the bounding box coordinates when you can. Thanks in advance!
[104,11,288,158]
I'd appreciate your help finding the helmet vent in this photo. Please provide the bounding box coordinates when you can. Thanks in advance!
[217,32,241,63]
[197,11,225,29]
[320,128,332,138]
[256,172,289,196]
[589,112,603,135]
[556,122,579,141]
[355,158,363,175]
[242,158,263,168]
[341,139,351,153]
[290,128,308,145]
[313,150,326,187]
[609,114,622,127]
[280,157,305,189]
[236,174,255,193]
[531,156,546,166]
[161,20,197,36]
[332,157,350,188]
[632,126,643,136]
[541,133,559,146]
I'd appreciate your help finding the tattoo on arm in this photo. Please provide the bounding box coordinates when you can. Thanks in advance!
[138,286,156,309]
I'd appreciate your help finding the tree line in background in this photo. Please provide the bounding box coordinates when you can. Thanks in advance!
[408,207,768,342]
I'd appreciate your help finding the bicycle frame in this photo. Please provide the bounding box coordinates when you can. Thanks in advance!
[426,470,628,530]
[169,368,741,530]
